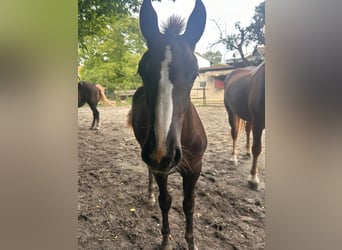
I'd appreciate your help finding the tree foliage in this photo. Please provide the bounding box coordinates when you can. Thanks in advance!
[226,22,250,66]
[79,16,145,92]
[212,1,265,66]
[202,50,222,65]
[78,0,177,49]
[248,1,265,45]
[78,0,179,93]
[78,0,141,50]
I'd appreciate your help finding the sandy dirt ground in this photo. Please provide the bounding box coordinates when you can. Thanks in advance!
[78,105,265,250]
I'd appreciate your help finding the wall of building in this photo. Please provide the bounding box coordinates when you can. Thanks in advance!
[191,68,234,105]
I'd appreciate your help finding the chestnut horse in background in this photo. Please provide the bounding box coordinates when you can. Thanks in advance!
[78,81,113,130]
[128,0,207,249]
[224,61,265,190]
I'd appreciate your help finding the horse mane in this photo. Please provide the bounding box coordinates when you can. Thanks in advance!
[161,15,185,36]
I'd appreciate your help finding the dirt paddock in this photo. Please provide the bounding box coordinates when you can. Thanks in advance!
[78,105,265,250]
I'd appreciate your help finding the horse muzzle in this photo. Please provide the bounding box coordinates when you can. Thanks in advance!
[142,143,182,173]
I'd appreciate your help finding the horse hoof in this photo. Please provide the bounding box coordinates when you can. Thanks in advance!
[159,245,172,250]
[159,235,172,250]
[229,159,238,166]
[147,196,156,206]
[248,174,259,190]
[159,242,172,250]
[248,179,259,190]
[188,244,198,250]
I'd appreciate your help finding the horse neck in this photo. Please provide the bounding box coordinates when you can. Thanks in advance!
[181,101,206,147]
[255,61,265,74]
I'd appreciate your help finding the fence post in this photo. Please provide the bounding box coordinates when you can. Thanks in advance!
[200,81,206,105]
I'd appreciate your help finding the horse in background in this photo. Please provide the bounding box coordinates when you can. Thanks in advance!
[215,74,253,158]
[224,61,265,190]
[78,81,114,130]
[128,0,207,249]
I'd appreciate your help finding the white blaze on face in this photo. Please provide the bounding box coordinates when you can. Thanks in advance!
[154,46,173,161]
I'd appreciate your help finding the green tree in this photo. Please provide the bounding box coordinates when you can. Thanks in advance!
[203,50,222,65]
[78,0,178,50]
[225,22,250,66]
[212,21,250,66]
[247,1,265,45]
[78,0,178,92]
[78,0,141,50]
[79,16,145,92]
[211,1,265,66]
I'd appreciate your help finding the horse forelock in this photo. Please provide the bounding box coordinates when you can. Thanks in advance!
[161,15,185,36]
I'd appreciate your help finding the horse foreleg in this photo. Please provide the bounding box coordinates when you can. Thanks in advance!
[154,174,172,250]
[245,121,252,158]
[182,170,200,250]
[248,126,263,190]
[147,168,156,206]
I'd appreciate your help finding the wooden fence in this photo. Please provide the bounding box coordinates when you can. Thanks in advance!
[191,87,224,106]
[104,88,223,106]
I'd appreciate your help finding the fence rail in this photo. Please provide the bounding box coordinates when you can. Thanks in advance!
[115,90,136,100]
[105,88,224,106]
[190,87,224,106]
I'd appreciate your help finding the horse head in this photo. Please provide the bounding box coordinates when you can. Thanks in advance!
[138,0,206,173]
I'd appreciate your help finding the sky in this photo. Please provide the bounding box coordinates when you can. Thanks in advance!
[152,0,264,62]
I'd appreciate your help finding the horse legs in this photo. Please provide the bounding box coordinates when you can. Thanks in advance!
[88,103,100,130]
[245,121,252,158]
[227,107,240,166]
[248,125,263,190]
[182,169,200,250]
[154,174,172,250]
[147,168,156,206]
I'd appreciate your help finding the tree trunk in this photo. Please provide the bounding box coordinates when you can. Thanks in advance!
[237,47,249,67]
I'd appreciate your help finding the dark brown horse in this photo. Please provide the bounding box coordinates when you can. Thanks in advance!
[78,81,113,130]
[224,61,265,190]
[127,0,207,249]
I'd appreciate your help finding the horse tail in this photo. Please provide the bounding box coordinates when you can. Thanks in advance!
[127,108,133,128]
[95,84,115,106]
[239,119,246,134]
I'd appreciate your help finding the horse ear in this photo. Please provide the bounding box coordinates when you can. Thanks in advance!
[183,0,206,50]
[139,0,161,45]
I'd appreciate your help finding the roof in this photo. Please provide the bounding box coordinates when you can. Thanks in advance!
[199,65,234,73]
[224,46,265,61]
